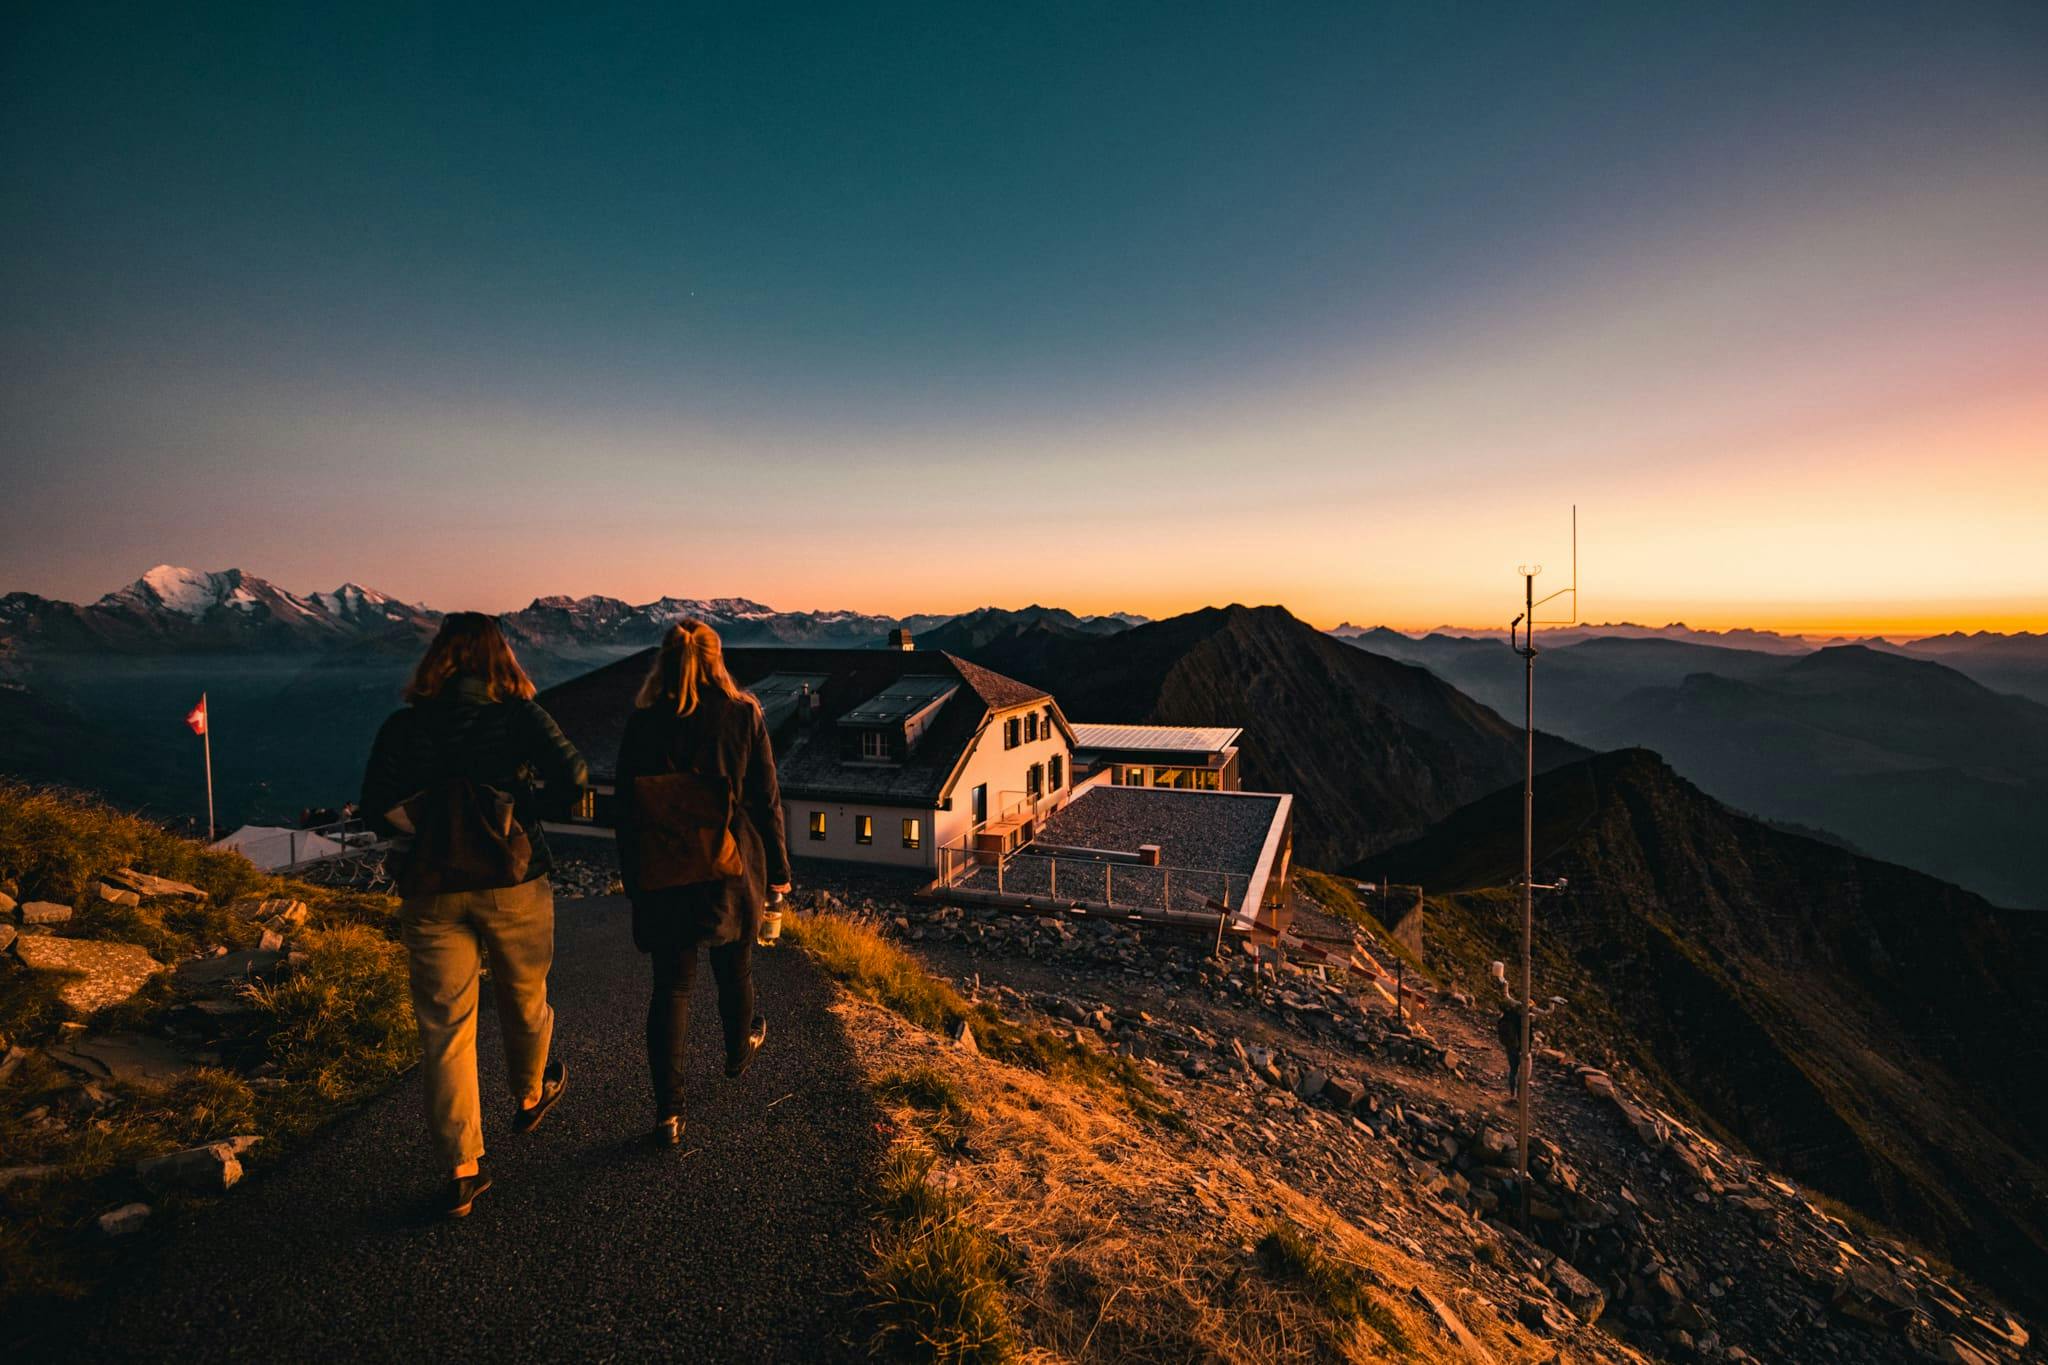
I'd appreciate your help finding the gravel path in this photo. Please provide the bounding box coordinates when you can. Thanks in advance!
[25,897,882,1363]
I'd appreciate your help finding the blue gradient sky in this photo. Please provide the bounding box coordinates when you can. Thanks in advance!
[5,2,2045,632]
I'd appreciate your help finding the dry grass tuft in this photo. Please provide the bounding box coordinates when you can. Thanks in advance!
[1257,1219,1414,1357]
[789,911,1178,1126]
[0,780,264,907]
[865,1144,1021,1362]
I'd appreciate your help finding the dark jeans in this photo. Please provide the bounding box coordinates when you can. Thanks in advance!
[646,934,754,1118]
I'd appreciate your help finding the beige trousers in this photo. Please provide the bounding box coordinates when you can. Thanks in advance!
[400,877,556,1168]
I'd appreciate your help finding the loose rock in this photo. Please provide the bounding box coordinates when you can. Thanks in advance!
[98,1202,153,1237]
[136,1142,244,1195]
[14,936,165,1014]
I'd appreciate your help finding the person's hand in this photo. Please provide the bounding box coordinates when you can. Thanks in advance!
[770,882,792,895]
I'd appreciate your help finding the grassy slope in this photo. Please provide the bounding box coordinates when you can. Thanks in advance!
[791,909,1579,1364]
[0,781,416,1307]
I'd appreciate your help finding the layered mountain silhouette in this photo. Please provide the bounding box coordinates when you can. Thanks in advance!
[928,604,1585,867]
[1347,632,2048,906]
[1364,747,2048,1310]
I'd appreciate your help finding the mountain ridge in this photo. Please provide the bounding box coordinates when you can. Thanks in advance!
[927,603,1587,867]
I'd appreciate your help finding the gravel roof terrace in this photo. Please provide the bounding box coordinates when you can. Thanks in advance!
[948,785,1287,917]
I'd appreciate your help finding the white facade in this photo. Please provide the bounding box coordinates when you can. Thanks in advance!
[788,697,1075,873]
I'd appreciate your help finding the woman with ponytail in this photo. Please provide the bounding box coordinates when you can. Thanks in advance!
[612,620,790,1144]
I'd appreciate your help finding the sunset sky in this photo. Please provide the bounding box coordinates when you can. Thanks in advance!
[4,2,2045,636]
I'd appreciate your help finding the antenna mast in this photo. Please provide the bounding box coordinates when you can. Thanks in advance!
[1508,505,1577,1228]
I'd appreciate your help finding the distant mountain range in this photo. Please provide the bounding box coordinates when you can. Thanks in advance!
[924,603,1587,868]
[1366,748,2048,1308]
[0,565,1011,659]
[0,568,1151,828]
[1339,621,2048,700]
[1340,627,2048,906]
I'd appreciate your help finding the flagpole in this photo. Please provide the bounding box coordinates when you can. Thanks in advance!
[201,692,215,843]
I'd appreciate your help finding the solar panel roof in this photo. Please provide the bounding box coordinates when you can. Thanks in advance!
[748,672,831,727]
[839,674,960,725]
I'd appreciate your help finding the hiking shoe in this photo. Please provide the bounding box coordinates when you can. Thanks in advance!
[654,1115,684,1147]
[443,1169,492,1219]
[513,1059,567,1133]
[725,1017,768,1078]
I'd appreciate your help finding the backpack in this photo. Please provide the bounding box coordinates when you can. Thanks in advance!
[629,711,745,891]
[394,714,533,897]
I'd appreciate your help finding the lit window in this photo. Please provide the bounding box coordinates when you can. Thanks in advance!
[856,815,873,845]
[861,730,887,760]
[902,818,922,849]
[576,789,596,820]
[1126,766,1146,786]
[809,811,827,841]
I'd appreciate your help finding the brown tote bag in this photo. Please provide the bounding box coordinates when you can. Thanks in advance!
[630,716,745,890]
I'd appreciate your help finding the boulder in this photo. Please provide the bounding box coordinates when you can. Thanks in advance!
[175,949,285,988]
[1581,1069,1616,1100]
[0,1044,30,1083]
[258,928,286,952]
[136,1142,243,1195]
[0,1165,60,1189]
[19,901,73,925]
[1294,1067,1330,1101]
[97,883,142,908]
[48,1032,198,1088]
[0,891,15,915]
[1937,1339,1996,1365]
[1322,1074,1366,1110]
[0,922,15,954]
[103,868,207,902]
[14,936,165,1015]
[99,1203,153,1236]
[1475,1127,1515,1163]
[949,1019,978,1054]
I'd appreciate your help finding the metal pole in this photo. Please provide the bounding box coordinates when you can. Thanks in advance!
[1518,572,1535,1228]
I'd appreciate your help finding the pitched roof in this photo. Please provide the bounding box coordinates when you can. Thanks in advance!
[537,645,1055,806]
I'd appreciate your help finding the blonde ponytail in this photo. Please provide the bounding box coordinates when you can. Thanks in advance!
[635,619,752,716]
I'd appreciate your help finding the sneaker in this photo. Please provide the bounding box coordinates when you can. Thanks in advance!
[443,1169,493,1218]
[725,1017,768,1078]
[513,1059,567,1133]
[654,1115,684,1147]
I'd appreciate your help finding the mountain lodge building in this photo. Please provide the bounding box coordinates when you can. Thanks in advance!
[540,635,1292,933]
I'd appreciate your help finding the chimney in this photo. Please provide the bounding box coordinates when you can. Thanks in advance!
[886,628,916,651]
[1137,844,1162,867]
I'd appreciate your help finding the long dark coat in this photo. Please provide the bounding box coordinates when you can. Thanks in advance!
[611,690,791,951]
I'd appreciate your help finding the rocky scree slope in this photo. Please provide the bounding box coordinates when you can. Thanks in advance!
[1364,747,2048,1314]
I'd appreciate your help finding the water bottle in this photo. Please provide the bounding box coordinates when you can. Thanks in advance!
[759,889,788,946]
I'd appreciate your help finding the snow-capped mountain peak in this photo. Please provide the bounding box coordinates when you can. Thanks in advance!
[115,565,239,618]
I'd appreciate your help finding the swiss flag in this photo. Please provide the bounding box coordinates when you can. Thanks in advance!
[185,695,208,737]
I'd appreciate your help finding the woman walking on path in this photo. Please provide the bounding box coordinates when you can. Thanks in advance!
[361,612,587,1217]
[613,620,791,1146]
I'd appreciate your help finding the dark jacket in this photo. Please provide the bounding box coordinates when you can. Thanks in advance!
[612,691,790,951]
[360,677,590,885]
